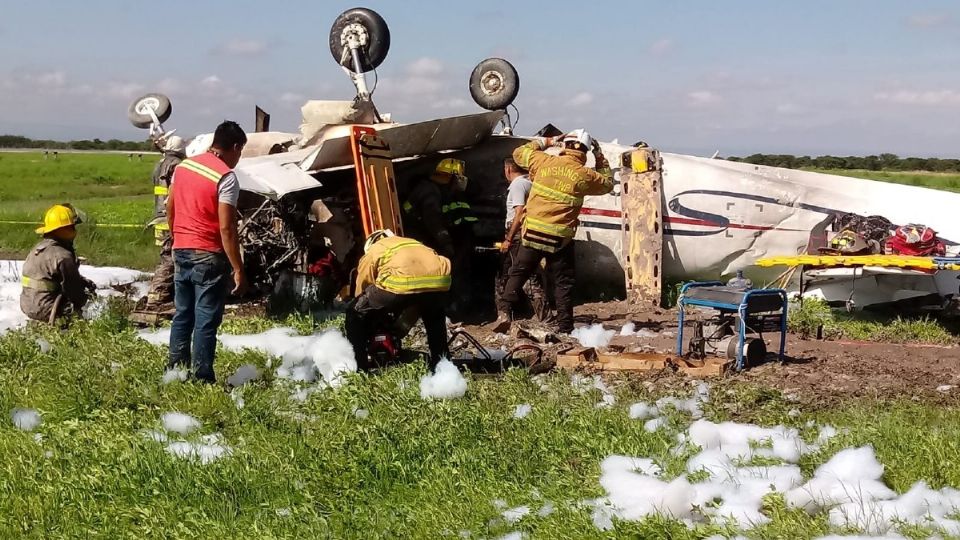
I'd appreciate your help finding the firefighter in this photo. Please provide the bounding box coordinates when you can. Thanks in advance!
[143,135,186,312]
[402,158,476,317]
[500,129,614,334]
[20,204,96,324]
[345,230,451,372]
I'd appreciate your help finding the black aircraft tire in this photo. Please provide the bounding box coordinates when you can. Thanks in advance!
[469,57,520,111]
[328,8,390,73]
[128,93,172,129]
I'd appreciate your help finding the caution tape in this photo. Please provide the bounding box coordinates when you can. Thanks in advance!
[755,254,960,271]
[0,220,146,229]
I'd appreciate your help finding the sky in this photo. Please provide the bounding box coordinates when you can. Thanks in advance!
[1,0,960,157]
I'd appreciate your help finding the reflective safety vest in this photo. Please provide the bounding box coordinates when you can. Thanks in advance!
[512,140,614,252]
[170,152,230,252]
[442,200,478,227]
[21,275,59,292]
[355,236,452,296]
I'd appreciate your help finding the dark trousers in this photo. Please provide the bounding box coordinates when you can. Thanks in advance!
[495,231,548,319]
[503,242,576,333]
[168,249,229,382]
[346,286,449,372]
[146,236,175,308]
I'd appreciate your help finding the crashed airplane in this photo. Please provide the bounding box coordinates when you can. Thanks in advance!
[128,7,960,315]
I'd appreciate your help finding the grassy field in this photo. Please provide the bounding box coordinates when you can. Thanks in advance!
[2,308,960,539]
[4,152,960,537]
[0,152,157,269]
[808,168,960,193]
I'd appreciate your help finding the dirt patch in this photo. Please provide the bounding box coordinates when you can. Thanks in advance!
[459,301,960,409]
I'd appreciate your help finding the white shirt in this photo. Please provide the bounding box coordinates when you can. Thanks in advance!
[217,171,240,207]
[505,175,532,226]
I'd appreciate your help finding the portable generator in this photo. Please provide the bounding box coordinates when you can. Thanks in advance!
[676,281,788,371]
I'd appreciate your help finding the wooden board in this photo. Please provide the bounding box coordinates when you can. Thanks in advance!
[557,346,733,377]
[350,126,404,238]
[621,148,664,308]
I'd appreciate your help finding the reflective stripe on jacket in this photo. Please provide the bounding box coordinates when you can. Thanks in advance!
[513,140,614,252]
[19,238,89,322]
[170,152,230,252]
[355,236,452,296]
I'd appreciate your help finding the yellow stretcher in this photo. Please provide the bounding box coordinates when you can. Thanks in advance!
[755,255,960,271]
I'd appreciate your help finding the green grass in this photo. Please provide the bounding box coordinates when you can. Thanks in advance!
[807,168,960,193]
[2,306,960,538]
[789,298,958,345]
[0,152,157,269]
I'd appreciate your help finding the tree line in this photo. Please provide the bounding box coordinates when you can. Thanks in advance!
[0,134,154,152]
[725,153,960,173]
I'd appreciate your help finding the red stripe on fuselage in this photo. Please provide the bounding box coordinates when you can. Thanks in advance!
[578,208,806,232]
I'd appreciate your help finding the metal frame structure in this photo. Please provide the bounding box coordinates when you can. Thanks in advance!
[676,281,788,371]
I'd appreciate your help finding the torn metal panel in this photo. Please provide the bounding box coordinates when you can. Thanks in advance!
[241,132,297,158]
[234,159,321,200]
[297,111,504,172]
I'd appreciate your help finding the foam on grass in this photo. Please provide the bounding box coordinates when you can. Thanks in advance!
[629,402,659,420]
[226,364,261,387]
[166,437,232,465]
[419,359,467,400]
[161,412,201,435]
[571,324,616,348]
[502,505,530,523]
[161,368,188,385]
[140,327,356,388]
[11,408,41,431]
[513,404,532,419]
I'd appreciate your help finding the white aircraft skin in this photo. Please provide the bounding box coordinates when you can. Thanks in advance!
[199,122,960,303]
[579,142,960,293]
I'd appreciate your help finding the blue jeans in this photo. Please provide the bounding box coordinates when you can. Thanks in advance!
[168,249,229,382]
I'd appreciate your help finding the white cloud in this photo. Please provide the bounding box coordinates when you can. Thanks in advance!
[157,78,184,94]
[567,92,594,107]
[875,89,960,106]
[431,97,468,110]
[105,82,146,100]
[407,57,444,76]
[214,38,268,56]
[200,75,222,89]
[280,92,305,105]
[687,90,722,106]
[650,39,674,55]
[906,13,951,28]
[776,103,802,115]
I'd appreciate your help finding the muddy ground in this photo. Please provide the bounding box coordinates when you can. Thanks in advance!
[458,300,960,410]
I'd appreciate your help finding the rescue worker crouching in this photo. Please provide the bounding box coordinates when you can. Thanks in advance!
[345,230,451,373]
[143,135,186,312]
[401,158,476,319]
[20,204,97,324]
[501,129,614,334]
